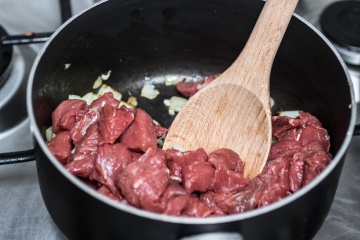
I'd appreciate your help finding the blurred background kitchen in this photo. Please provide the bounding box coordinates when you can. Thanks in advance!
[0,0,359,239]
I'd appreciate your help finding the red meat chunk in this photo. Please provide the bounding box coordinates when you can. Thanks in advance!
[176,75,217,97]
[262,157,290,191]
[182,161,215,193]
[120,109,157,152]
[182,197,214,217]
[161,181,190,216]
[88,92,120,112]
[65,124,100,178]
[70,109,100,144]
[154,123,168,138]
[208,148,245,173]
[221,174,288,214]
[268,139,302,161]
[117,148,169,213]
[207,149,247,194]
[99,104,135,144]
[47,131,72,164]
[295,142,332,187]
[89,143,133,196]
[97,185,123,202]
[289,158,305,192]
[165,148,208,182]
[52,99,87,133]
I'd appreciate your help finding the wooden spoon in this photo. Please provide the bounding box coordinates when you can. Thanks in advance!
[163,0,299,180]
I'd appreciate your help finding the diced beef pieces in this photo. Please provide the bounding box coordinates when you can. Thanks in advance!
[89,143,133,196]
[298,126,330,152]
[272,115,301,140]
[268,139,302,161]
[220,174,288,214]
[154,123,168,138]
[208,148,245,173]
[165,148,208,182]
[176,75,217,97]
[70,109,100,144]
[297,142,331,186]
[212,166,247,194]
[182,161,215,193]
[200,191,229,216]
[263,158,290,191]
[257,175,290,207]
[89,92,120,112]
[161,181,190,216]
[207,149,247,194]
[65,124,100,178]
[289,158,304,192]
[97,185,123,202]
[52,99,87,133]
[120,109,157,153]
[297,111,330,151]
[117,148,169,213]
[99,104,135,145]
[47,131,72,164]
[182,197,214,217]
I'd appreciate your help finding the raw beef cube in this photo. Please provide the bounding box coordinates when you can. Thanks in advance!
[161,181,190,216]
[88,92,120,112]
[208,148,245,174]
[52,99,86,133]
[66,124,100,178]
[90,143,133,196]
[99,104,134,144]
[120,109,157,152]
[182,161,215,193]
[117,148,169,213]
[165,148,208,182]
[70,110,100,144]
[182,197,214,217]
[47,131,72,164]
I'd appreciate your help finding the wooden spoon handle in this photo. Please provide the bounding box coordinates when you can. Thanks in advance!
[224,0,299,99]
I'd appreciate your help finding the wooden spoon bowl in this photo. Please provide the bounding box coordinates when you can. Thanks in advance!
[163,0,299,179]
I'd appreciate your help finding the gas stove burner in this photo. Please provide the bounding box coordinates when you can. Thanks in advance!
[0,25,13,88]
[320,0,360,66]
[0,45,36,133]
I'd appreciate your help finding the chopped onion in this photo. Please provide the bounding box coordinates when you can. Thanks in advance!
[166,142,187,152]
[127,96,138,108]
[278,110,299,118]
[93,76,103,89]
[164,74,185,86]
[101,70,112,80]
[141,84,160,100]
[68,94,82,100]
[64,63,71,70]
[82,92,97,105]
[270,96,275,108]
[45,126,55,141]
[98,84,122,101]
[164,96,188,115]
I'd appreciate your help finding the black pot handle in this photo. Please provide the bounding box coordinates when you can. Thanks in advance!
[354,123,360,136]
[0,149,36,165]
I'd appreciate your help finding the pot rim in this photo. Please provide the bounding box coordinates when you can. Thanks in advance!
[27,0,357,224]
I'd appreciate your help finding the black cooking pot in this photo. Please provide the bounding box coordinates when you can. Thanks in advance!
[24,0,357,239]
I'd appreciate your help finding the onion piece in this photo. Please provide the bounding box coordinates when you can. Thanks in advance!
[101,70,112,80]
[98,84,122,101]
[164,74,185,86]
[164,96,188,115]
[141,84,160,100]
[278,110,299,118]
[93,76,103,89]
